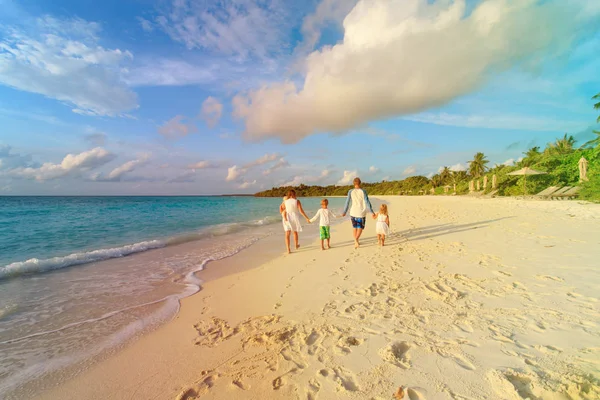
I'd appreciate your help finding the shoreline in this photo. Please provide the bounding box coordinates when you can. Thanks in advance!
[28,196,600,399]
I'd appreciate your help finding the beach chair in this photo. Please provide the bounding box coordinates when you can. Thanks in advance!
[549,186,572,200]
[553,186,581,200]
[532,186,560,199]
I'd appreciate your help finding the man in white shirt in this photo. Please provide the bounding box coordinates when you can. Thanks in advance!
[341,177,375,248]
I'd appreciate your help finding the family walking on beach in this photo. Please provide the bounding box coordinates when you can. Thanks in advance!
[280,177,390,253]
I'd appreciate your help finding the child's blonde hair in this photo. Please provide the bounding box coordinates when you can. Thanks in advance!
[321,198,329,206]
[379,204,388,215]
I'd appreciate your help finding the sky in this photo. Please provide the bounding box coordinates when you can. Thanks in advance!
[0,0,599,195]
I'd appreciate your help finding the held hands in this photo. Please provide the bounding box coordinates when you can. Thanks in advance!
[341,213,346,217]
[372,213,377,219]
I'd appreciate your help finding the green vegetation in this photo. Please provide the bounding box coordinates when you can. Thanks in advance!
[255,95,600,202]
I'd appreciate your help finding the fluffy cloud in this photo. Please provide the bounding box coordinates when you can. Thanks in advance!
[158,115,198,139]
[369,165,379,173]
[200,97,223,128]
[403,166,416,176]
[226,165,244,182]
[263,158,290,175]
[244,153,281,168]
[238,180,257,189]
[0,16,137,116]
[92,154,150,182]
[298,0,358,54]
[155,0,287,59]
[9,147,114,181]
[337,170,358,185]
[502,158,515,167]
[233,0,600,143]
[225,153,283,182]
[449,163,467,172]
[282,169,331,187]
[188,160,213,169]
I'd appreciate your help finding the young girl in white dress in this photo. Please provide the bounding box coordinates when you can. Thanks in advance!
[374,204,390,246]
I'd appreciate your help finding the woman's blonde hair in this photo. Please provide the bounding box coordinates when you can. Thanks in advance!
[379,204,388,215]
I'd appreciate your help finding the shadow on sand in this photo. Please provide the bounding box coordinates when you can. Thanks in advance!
[296,217,515,251]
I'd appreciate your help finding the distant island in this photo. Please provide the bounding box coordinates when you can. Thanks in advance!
[255,133,599,202]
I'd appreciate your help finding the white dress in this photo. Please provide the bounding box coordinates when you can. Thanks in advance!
[376,213,389,235]
[282,198,303,232]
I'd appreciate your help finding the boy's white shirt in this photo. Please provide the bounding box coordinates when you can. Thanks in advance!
[310,208,336,226]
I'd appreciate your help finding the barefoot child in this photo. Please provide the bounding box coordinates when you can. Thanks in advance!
[374,204,390,246]
[307,199,336,250]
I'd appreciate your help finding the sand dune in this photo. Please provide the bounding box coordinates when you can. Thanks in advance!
[35,196,600,400]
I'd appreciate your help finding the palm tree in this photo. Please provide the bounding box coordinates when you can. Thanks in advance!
[546,134,576,155]
[522,146,541,166]
[581,131,600,149]
[431,174,443,188]
[593,92,600,123]
[468,152,489,178]
[440,166,451,183]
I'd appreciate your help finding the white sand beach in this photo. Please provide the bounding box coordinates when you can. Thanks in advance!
[35,196,600,400]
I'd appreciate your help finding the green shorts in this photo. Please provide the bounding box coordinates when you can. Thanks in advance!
[319,226,331,240]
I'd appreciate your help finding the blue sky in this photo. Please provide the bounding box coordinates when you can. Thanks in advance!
[1,0,599,195]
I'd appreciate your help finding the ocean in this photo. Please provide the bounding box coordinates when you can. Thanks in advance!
[0,196,346,398]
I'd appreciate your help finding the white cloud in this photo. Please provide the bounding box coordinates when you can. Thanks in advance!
[137,17,154,32]
[100,154,150,182]
[405,112,587,132]
[200,97,223,128]
[263,158,290,175]
[156,0,287,59]
[369,165,379,173]
[188,160,213,169]
[158,115,198,139]
[233,0,599,143]
[403,166,416,176]
[238,180,257,189]
[226,165,245,182]
[124,59,216,87]
[449,163,467,172]
[337,170,358,185]
[9,147,114,181]
[282,169,330,187]
[0,16,137,116]
[244,153,281,168]
[225,153,283,183]
[381,176,390,181]
[298,0,358,54]
[426,172,434,179]
[502,158,515,167]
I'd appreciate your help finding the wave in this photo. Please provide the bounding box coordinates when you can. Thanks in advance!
[0,216,279,281]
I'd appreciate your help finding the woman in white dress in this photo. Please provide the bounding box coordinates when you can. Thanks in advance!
[374,203,390,246]
[280,190,310,254]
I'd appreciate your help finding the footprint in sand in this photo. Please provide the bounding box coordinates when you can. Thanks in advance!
[407,388,426,400]
[437,349,476,371]
[381,341,412,369]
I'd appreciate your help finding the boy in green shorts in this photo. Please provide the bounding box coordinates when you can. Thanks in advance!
[307,199,337,250]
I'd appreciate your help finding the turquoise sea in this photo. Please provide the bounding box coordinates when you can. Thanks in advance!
[0,196,346,398]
